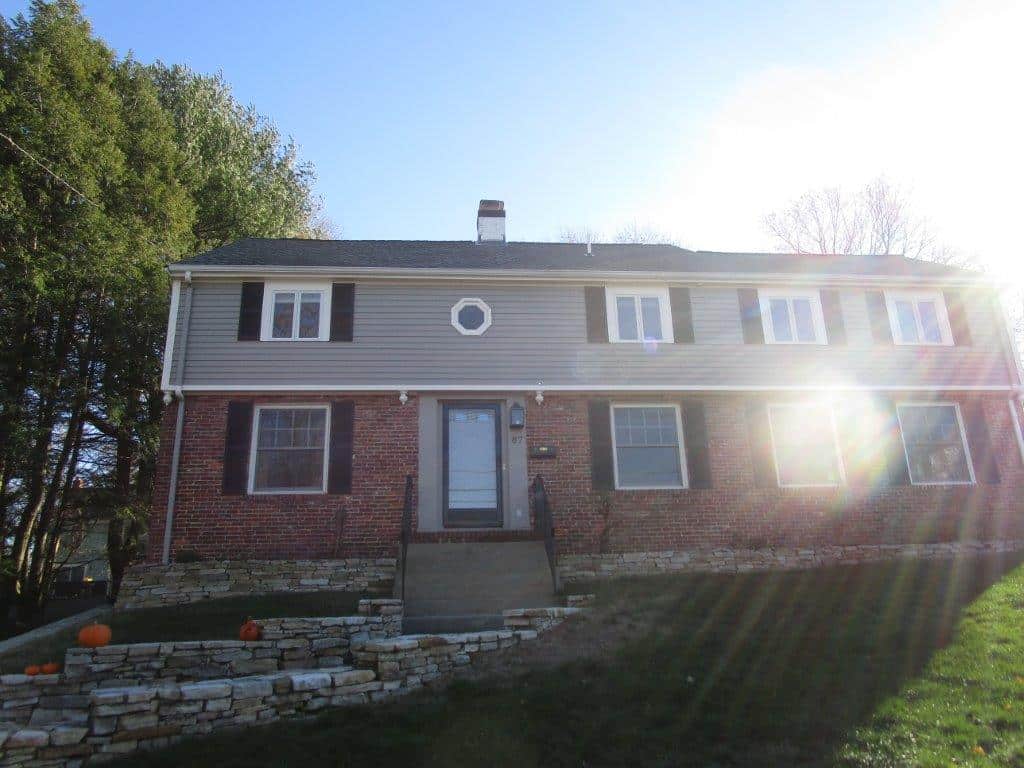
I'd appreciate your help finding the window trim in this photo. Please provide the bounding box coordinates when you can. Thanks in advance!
[247,404,331,495]
[895,401,976,486]
[884,290,954,346]
[609,402,688,490]
[259,282,331,342]
[758,288,828,345]
[450,298,493,336]
[604,286,675,344]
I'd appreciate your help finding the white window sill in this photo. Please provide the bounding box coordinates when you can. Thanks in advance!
[613,485,688,491]
[907,480,976,487]
[249,488,328,496]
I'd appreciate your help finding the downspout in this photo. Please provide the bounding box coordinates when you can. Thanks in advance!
[161,271,193,565]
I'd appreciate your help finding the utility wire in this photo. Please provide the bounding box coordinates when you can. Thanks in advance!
[0,129,101,208]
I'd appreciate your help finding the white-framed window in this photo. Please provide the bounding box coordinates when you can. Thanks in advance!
[896,402,974,485]
[884,290,953,346]
[767,402,845,487]
[605,286,674,343]
[450,298,492,336]
[610,403,688,489]
[248,405,330,494]
[260,283,331,341]
[758,289,827,344]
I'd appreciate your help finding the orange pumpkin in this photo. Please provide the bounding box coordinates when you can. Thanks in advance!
[41,662,60,675]
[24,665,40,676]
[77,622,112,648]
[239,618,262,641]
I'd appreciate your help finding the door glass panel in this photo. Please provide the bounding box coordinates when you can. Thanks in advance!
[447,408,498,510]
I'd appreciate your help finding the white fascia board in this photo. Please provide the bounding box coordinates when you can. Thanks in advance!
[159,279,182,391]
[166,263,991,288]
[167,382,1016,393]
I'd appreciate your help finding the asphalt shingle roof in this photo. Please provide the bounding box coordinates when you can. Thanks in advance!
[174,238,969,278]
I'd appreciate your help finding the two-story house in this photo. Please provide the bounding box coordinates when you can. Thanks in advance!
[143,200,1024,625]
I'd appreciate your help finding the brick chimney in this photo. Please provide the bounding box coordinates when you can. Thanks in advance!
[477,200,505,243]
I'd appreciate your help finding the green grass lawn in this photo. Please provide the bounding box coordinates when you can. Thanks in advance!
[0,591,363,673]
[106,552,1024,768]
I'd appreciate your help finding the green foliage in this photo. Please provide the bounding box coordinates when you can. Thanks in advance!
[0,0,325,619]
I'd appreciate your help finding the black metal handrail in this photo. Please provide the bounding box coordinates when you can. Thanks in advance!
[531,474,559,592]
[399,474,414,601]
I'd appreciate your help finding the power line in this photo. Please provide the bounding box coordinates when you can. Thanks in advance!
[0,129,101,208]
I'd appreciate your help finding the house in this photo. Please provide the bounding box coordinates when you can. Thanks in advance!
[53,516,110,599]
[141,200,1024,625]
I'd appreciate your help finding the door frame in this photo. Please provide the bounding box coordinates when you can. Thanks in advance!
[441,401,503,528]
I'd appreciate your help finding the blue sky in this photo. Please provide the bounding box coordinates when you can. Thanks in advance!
[3,1,1021,271]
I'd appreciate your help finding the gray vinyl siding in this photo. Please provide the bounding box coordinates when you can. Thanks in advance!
[172,280,1014,389]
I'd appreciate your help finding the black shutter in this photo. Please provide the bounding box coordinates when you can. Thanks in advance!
[588,400,614,491]
[222,401,254,495]
[865,291,893,345]
[880,398,910,486]
[745,399,776,487]
[944,289,973,346]
[962,400,999,483]
[682,401,711,489]
[237,282,264,341]
[328,400,355,494]
[670,287,695,344]
[738,288,764,344]
[585,287,608,342]
[330,283,355,342]
[820,289,847,345]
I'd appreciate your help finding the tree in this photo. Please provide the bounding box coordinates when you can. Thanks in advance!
[0,1,328,624]
[559,221,681,245]
[764,177,968,265]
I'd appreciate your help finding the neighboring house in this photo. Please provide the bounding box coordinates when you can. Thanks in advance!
[146,200,1024,616]
[53,517,110,598]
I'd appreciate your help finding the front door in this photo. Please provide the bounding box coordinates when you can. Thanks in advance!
[443,403,502,528]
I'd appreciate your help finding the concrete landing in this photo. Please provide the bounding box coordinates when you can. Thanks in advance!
[401,541,555,632]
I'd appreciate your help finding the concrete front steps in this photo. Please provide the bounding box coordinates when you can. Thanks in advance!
[401,541,556,633]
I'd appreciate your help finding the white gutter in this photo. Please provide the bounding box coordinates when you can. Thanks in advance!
[161,392,185,565]
[166,263,992,288]
[168,383,1016,393]
[159,279,181,391]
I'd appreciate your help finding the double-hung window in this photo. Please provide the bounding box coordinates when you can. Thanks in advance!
[767,402,844,487]
[896,403,974,484]
[759,290,827,344]
[250,406,330,493]
[605,287,674,343]
[260,283,330,341]
[885,290,953,345]
[610,404,687,489]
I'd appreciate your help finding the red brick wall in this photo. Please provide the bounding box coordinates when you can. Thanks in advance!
[147,394,418,562]
[527,394,1024,555]
[149,391,1024,563]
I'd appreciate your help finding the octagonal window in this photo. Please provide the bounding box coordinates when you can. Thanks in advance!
[451,298,492,336]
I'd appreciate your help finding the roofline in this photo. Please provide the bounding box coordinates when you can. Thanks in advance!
[166,263,989,287]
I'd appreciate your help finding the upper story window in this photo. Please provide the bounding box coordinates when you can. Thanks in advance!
[249,405,329,494]
[896,403,973,485]
[758,289,826,344]
[605,286,674,343]
[260,283,331,341]
[885,290,953,346]
[451,298,492,336]
[610,404,687,489]
[767,402,844,487]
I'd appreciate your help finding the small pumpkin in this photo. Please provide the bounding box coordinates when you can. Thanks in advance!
[41,661,60,675]
[24,664,40,676]
[77,622,112,648]
[239,618,262,641]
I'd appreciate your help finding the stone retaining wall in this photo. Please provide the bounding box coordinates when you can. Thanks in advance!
[558,539,1024,582]
[116,559,396,612]
[502,606,584,633]
[0,603,585,766]
[63,600,401,685]
[0,666,389,765]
